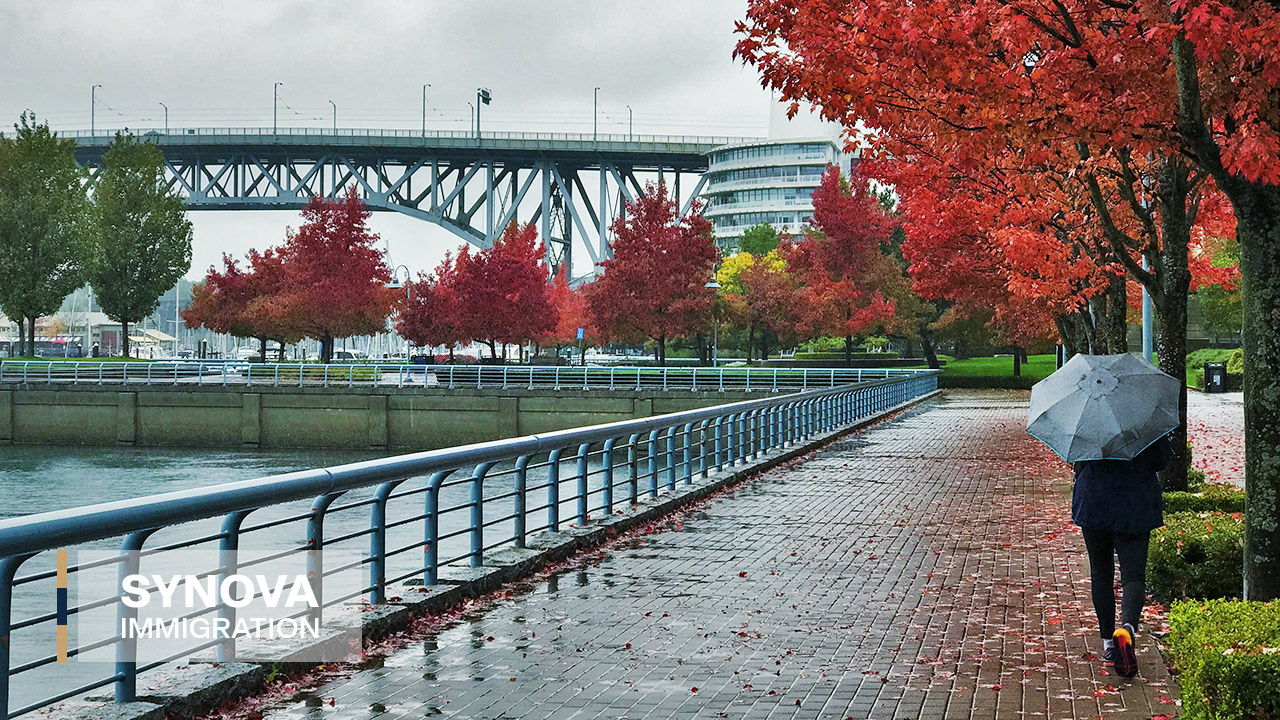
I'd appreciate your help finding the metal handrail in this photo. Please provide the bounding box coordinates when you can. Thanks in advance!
[63,127,759,148]
[0,372,938,718]
[0,361,936,392]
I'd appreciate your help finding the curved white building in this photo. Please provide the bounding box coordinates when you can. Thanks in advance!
[702,103,855,248]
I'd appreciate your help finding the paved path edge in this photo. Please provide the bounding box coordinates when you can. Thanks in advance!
[62,390,942,720]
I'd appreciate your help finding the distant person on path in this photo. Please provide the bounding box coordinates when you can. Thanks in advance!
[1072,432,1173,678]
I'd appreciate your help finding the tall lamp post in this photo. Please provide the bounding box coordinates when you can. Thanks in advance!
[626,104,633,140]
[593,87,600,142]
[159,102,168,134]
[705,276,721,366]
[91,84,102,135]
[329,100,337,134]
[387,266,413,361]
[421,83,431,138]
[475,87,491,139]
[273,82,283,135]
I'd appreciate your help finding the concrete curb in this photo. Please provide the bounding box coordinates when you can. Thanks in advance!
[57,390,940,720]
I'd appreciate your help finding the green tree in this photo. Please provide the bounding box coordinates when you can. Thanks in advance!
[88,132,192,357]
[0,112,92,356]
[739,223,780,256]
[1196,241,1242,342]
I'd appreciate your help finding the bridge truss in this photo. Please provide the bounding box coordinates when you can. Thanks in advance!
[72,128,738,277]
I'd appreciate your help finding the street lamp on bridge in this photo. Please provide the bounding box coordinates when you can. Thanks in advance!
[329,100,336,134]
[159,102,168,135]
[626,104,633,140]
[421,83,431,138]
[90,84,101,135]
[273,82,283,135]
[594,87,600,142]
[476,87,491,139]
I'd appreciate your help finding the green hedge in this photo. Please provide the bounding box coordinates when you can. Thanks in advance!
[790,351,900,361]
[1169,599,1280,719]
[1148,511,1244,602]
[1165,484,1247,514]
[938,375,1038,390]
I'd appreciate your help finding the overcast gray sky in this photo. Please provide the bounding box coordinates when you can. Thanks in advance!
[0,0,772,278]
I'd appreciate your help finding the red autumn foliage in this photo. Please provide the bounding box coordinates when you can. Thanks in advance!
[544,265,593,355]
[585,181,719,365]
[268,189,398,363]
[396,251,469,357]
[783,169,897,354]
[450,222,557,357]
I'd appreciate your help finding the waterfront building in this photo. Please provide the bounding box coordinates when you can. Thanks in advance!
[702,101,856,248]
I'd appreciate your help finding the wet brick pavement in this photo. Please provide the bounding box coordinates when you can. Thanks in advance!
[256,390,1178,720]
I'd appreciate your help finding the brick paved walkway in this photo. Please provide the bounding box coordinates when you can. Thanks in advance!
[251,390,1178,720]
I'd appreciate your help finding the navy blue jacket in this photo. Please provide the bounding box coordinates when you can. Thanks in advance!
[1071,436,1173,535]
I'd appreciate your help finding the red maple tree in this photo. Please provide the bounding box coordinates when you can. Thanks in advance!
[183,248,299,360]
[543,265,593,363]
[396,251,469,361]
[585,182,719,366]
[783,169,899,365]
[268,189,398,363]
[450,222,557,359]
[736,0,1280,594]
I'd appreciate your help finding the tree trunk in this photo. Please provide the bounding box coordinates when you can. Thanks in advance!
[656,335,666,367]
[1153,164,1194,493]
[1232,183,1280,600]
[919,324,940,369]
[1013,347,1021,377]
[747,325,756,363]
[1106,272,1129,353]
[15,318,24,357]
[258,336,267,363]
[121,320,131,358]
[844,334,854,367]
[321,333,333,363]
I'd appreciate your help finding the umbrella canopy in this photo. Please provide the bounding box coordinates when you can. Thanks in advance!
[1027,353,1180,462]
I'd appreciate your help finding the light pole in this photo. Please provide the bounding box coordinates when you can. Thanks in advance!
[273,82,283,135]
[91,84,101,135]
[593,87,600,142]
[468,102,474,136]
[705,276,721,366]
[329,100,337,134]
[159,102,168,134]
[626,104,633,140]
[387,266,413,360]
[421,83,430,138]
[475,87,491,139]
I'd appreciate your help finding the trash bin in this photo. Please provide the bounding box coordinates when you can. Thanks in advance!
[1204,362,1227,393]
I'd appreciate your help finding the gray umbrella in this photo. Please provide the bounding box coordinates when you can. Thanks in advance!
[1026,353,1180,462]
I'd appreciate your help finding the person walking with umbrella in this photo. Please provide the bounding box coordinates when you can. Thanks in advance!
[1027,354,1180,678]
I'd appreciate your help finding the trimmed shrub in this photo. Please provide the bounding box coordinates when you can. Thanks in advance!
[938,375,1037,390]
[1148,511,1244,602]
[1169,599,1280,719]
[790,351,901,361]
[1187,467,1207,492]
[1165,484,1246,514]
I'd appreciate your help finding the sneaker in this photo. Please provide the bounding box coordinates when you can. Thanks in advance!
[1101,640,1117,663]
[1112,624,1138,677]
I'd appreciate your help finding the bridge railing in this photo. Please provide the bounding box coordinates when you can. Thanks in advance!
[0,361,936,392]
[0,373,938,718]
[64,127,757,149]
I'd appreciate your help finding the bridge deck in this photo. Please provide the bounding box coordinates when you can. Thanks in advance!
[231,390,1177,720]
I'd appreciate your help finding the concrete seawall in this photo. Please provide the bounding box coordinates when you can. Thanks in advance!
[0,384,762,449]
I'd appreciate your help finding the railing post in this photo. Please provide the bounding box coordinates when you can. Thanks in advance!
[682,422,694,484]
[647,429,662,497]
[424,470,454,585]
[575,443,592,525]
[666,427,677,490]
[715,416,726,470]
[602,438,618,515]
[626,433,641,505]
[725,413,738,465]
[514,455,532,547]
[470,462,497,567]
[752,410,762,459]
[369,481,403,604]
[306,493,343,624]
[215,509,254,662]
[698,420,711,478]
[547,448,566,531]
[0,554,33,719]
[115,529,157,703]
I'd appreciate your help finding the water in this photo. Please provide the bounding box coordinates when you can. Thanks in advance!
[0,443,666,714]
[0,445,386,518]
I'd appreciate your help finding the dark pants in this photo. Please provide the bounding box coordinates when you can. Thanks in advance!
[1081,528,1149,638]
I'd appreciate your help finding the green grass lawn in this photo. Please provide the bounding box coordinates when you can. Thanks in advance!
[940,354,1057,381]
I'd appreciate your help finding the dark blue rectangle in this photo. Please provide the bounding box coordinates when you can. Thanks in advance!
[56,588,68,625]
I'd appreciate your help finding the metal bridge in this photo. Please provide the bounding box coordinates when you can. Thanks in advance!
[70,128,753,275]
